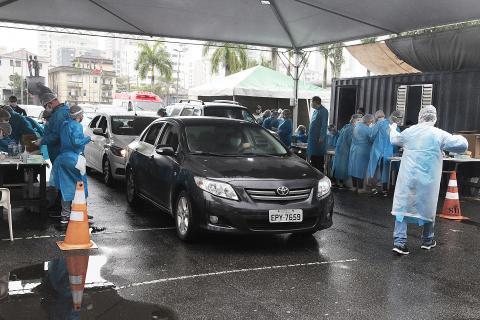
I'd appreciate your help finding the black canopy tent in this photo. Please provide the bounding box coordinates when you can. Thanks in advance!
[2,0,480,126]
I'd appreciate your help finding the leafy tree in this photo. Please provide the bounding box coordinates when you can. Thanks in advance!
[319,43,344,88]
[8,73,23,98]
[115,76,130,92]
[135,41,173,91]
[202,42,248,76]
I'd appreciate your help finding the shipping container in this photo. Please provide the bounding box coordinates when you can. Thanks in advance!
[330,69,480,133]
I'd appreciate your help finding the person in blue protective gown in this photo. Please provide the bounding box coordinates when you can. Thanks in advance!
[367,110,403,196]
[277,109,293,147]
[390,105,468,255]
[24,116,45,136]
[34,92,70,164]
[307,96,329,171]
[262,110,280,131]
[0,123,14,152]
[53,105,91,226]
[326,124,339,150]
[2,105,36,143]
[332,114,362,188]
[294,125,308,143]
[348,114,374,193]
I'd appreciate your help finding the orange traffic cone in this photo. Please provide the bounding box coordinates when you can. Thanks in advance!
[66,254,89,311]
[57,182,97,250]
[437,171,469,220]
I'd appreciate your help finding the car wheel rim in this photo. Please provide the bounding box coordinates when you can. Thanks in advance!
[176,197,189,236]
[127,171,134,201]
[103,160,110,184]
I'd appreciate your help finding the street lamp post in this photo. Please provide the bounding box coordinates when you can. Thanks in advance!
[174,48,185,103]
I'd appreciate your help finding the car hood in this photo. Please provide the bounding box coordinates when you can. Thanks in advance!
[187,154,322,181]
[111,135,137,148]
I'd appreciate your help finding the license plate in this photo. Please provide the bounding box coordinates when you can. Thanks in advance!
[268,209,303,223]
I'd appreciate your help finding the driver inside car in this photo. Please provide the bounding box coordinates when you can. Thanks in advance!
[228,131,252,153]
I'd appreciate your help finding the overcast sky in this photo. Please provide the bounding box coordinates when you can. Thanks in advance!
[0,27,38,53]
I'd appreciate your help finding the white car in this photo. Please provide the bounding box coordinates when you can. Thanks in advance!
[84,111,158,185]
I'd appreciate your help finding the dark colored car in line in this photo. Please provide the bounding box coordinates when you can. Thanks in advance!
[125,117,333,241]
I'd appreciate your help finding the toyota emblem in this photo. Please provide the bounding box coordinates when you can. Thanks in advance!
[276,186,290,196]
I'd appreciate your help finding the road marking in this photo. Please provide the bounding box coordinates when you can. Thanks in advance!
[0,227,175,241]
[116,258,358,290]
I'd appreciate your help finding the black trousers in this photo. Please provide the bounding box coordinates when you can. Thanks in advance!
[352,177,364,189]
[310,155,325,172]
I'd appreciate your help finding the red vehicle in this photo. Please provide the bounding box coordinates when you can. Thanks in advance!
[113,91,163,113]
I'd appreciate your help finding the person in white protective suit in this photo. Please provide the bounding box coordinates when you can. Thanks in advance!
[389,105,468,255]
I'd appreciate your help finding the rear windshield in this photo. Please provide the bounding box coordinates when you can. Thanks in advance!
[204,107,256,123]
[111,116,157,135]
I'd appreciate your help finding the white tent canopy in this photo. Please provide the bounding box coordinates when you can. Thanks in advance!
[1,0,480,49]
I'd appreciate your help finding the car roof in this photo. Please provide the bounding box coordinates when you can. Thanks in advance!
[168,102,248,109]
[93,110,158,118]
[158,116,253,126]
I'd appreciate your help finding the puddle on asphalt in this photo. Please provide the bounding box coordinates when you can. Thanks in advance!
[0,255,177,319]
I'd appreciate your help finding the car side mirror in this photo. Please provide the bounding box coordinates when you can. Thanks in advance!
[155,145,176,156]
[93,128,107,137]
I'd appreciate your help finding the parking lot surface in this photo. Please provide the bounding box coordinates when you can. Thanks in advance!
[1,175,480,319]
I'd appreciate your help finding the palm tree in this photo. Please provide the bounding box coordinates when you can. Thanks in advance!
[319,43,345,88]
[135,41,173,91]
[202,42,248,76]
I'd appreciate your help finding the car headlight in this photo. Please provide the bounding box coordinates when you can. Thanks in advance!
[194,177,239,201]
[317,176,331,199]
[110,145,126,157]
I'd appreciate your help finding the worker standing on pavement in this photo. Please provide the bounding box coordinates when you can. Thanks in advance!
[307,96,328,171]
[390,105,468,255]
[367,110,403,196]
[348,114,374,193]
[277,109,293,147]
[332,114,362,188]
[53,105,91,227]
[35,92,70,163]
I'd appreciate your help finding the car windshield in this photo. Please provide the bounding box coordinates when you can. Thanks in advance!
[204,107,256,123]
[133,101,163,112]
[111,116,157,135]
[185,123,288,156]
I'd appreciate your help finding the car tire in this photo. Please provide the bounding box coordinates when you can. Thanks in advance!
[175,191,199,242]
[103,157,114,186]
[126,168,140,207]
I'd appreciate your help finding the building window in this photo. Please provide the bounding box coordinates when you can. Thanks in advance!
[15,61,21,67]
[83,90,87,97]
[9,60,13,66]
[93,77,98,84]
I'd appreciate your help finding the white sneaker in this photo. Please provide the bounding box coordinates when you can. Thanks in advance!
[421,241,437,250]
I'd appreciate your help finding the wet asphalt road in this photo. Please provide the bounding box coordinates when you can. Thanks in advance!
[1,173,480,320]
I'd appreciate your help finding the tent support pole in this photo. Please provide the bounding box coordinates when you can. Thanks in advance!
[293,50,300,130]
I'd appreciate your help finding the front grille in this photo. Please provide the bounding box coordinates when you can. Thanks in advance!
[245,188,312,202]
[246,216,317,231]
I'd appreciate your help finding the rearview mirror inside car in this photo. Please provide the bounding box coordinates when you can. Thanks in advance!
[155,145,176,156]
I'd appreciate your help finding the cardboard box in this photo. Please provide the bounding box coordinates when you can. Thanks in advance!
[458,133,480,159]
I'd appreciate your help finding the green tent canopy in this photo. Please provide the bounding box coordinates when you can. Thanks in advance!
[189,66,329,102]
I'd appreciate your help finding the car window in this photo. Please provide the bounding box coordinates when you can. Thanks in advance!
[169,105,183,116]
[98,116,108,132]
[193,108,202,116]
[242,110,257,123]
[185,124,287,156]
[111,116,156,135]
[160,124,179,151]
[180,107,194,116]
[142,122,164,145]
[89,115,101,129]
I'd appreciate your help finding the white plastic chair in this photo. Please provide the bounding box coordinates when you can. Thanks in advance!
[0,188,12,241]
